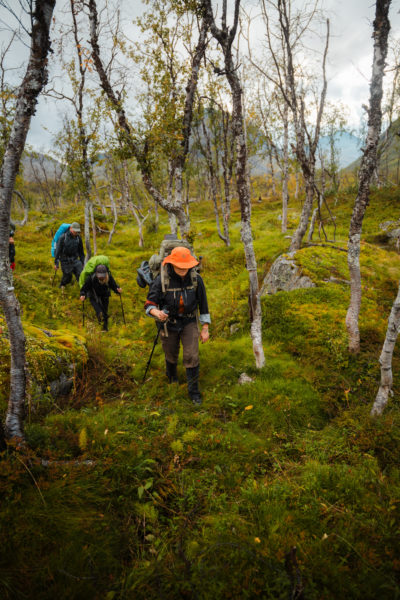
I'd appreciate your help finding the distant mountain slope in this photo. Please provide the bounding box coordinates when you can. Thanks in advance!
[318,131,362,169]
[344,117,400,177]
[21,152,64,182]
[249,130,363,177]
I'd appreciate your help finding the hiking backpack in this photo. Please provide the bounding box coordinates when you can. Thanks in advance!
[136,235,199,291]
[51,223,70,257]
[79,255,111,288]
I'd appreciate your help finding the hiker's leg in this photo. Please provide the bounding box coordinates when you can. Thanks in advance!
[88,293,103,322]
[165,360,178,383]
[181,322,201,404]
[101,296,109,331]
[72,260,83,283]
[60,264,72,287]
[161,329,179,381]
[181,321,199,368]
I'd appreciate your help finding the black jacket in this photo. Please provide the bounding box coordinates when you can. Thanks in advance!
[145,265,209,329]
[55,231,85,266]
[9,241,15,263]
[80,269,119,298]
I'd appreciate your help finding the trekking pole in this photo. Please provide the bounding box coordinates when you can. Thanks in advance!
[82,299,85,327]
[119,293,126,325]
[142,325,162,384]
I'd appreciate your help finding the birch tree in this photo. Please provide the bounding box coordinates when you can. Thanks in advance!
[372,285,400,416]
[0,0,56,440]
[49,0,103,260]
[193,94,234,246]
[87,0,207,239]
[346,0,391,354]
[202,0,265,368]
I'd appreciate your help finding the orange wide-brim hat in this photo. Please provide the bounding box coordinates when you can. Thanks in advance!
[162,246,199,269]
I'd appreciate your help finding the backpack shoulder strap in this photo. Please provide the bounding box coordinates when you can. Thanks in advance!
[190,269,198,290]
[161,264,169,293]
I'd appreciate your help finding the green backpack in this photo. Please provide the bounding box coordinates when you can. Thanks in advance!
[79,255,110,288]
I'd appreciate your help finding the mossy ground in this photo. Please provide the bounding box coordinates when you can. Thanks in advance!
[1,188,400,599]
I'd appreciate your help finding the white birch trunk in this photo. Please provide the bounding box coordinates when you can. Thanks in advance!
[107,185,118,245]
[290,180,314,251]
[204,0,265,368]
[371,282,400,415]
[346,0,391,353]
[281,103,289,234]
[90,203,97,255]
[0,0,55,440]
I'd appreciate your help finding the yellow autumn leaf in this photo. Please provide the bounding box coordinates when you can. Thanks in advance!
[245,405,253,411]
[254,537,261,543]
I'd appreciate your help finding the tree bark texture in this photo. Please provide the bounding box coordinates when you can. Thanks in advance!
[0,0,56,439]
[281,102,289,233]
[346,0,391,353]
[371,281,400,415]
[203,0,265,368]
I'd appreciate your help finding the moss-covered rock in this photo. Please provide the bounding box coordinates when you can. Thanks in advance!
[0,318,87,412]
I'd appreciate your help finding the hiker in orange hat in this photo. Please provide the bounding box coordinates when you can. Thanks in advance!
[144,246,210,404]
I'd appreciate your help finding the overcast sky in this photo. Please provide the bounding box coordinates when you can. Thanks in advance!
[1,0,399,152]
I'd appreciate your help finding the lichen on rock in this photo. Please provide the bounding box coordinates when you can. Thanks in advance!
[260,252,315,296]
[0,320,87,409]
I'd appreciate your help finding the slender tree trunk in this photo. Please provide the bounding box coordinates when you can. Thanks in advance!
[203,0,265,368]
[281,103,289,233]
[290,178,314,251]
[295,169,299,200]
[84,197,92,261]
[268,147,276,196]
[12,190,29,226]
[107,185,118,245]
[346,0,391,353]
[221,111,233,246]
[0,0,55,440]
[201,114,228,244]
[167,161,178,237]
[90,203,97,255]
[371,282,400,415]
[154,201,159,232]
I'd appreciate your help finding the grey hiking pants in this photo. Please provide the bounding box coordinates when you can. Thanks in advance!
[161,321,199,368]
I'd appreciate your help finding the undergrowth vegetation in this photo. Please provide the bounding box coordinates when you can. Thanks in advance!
[1,189,400,599]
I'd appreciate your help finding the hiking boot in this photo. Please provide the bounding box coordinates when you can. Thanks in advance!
[166,361,178,383]
[186,366,202,405]
[96,311,103,324]
[102,318,109,332]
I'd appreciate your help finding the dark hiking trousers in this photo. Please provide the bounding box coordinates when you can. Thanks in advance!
[60,258,83,286]
[88,291,109,322]
[161,321,199,368]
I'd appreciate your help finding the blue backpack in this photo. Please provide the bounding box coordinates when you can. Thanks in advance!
[51,223,71,257]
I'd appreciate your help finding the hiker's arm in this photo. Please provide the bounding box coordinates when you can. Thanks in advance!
[145,277,167,320]
[109,273,121,294]
[54,235,63,268]
[78,238,85,263]
[197,275,211,324]
[80,279,90,299]
[197,276,210,343]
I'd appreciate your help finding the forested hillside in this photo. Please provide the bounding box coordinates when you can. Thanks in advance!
[1,187,400,599]
[1,0,400,598]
